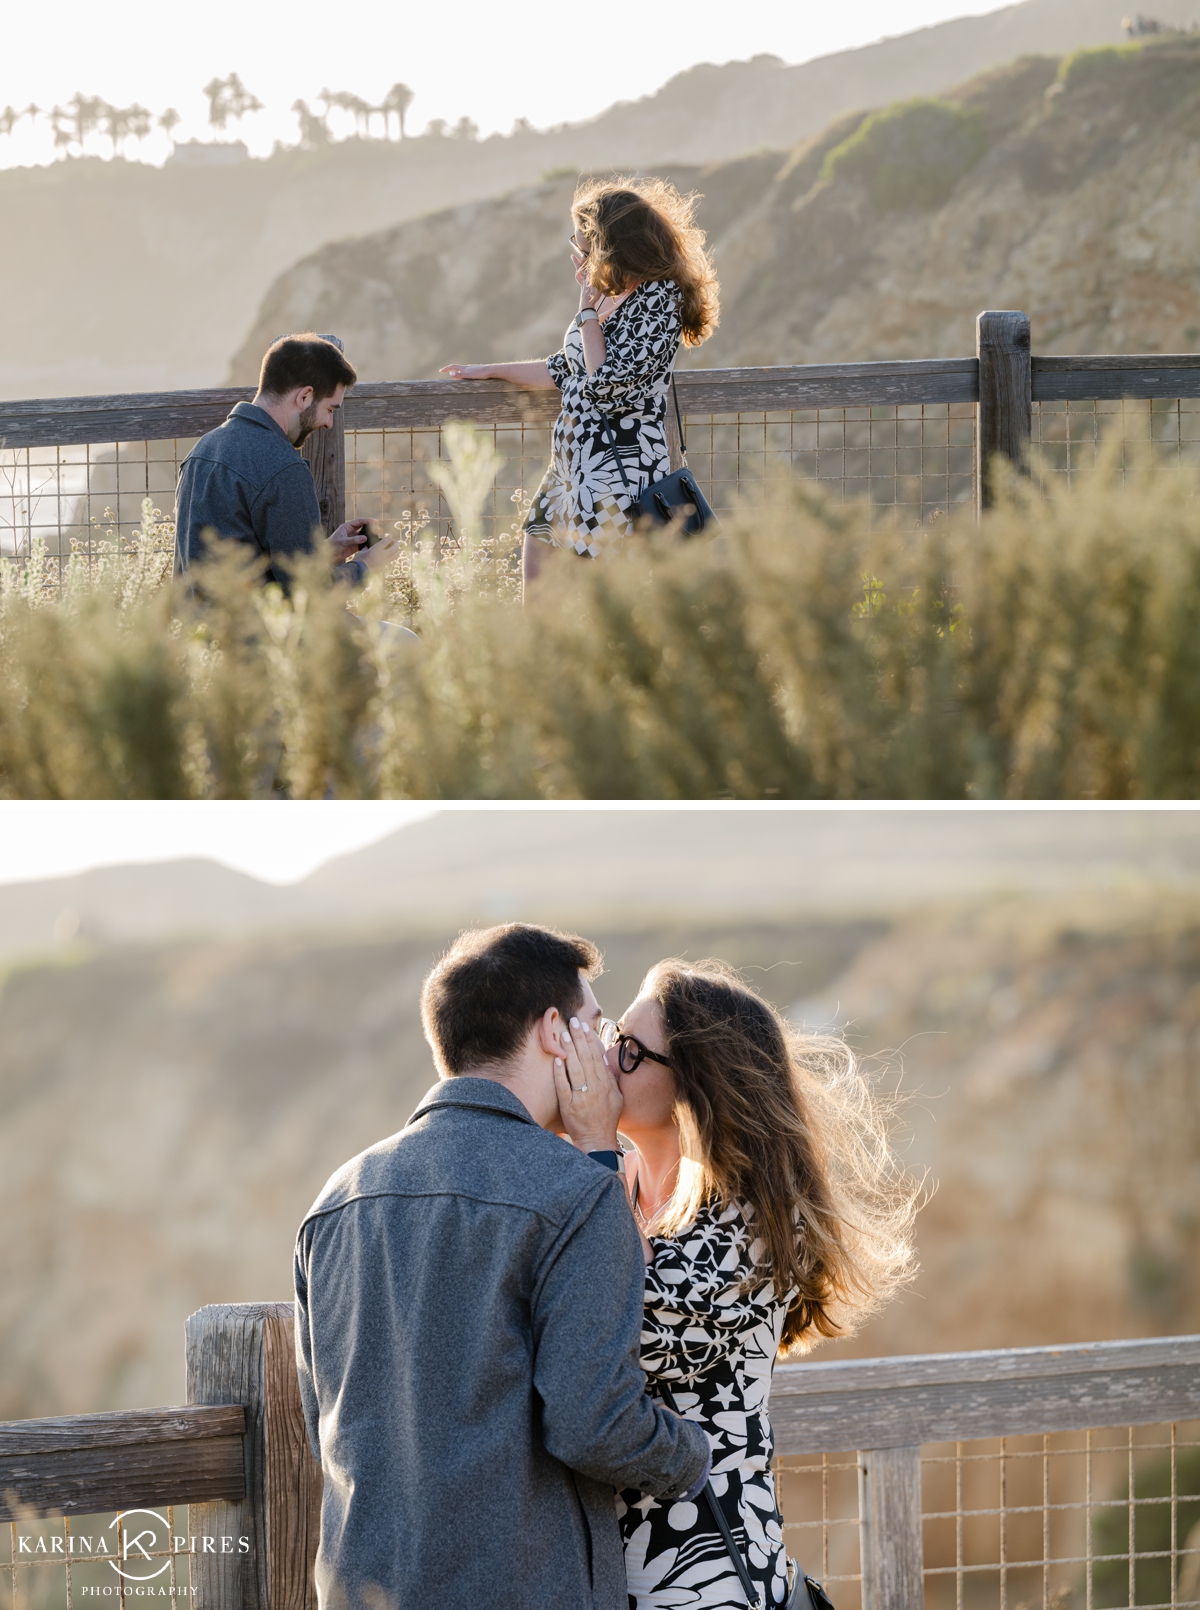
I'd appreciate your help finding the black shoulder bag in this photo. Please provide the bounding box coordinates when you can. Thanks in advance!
[599,376,717,536]
[658,1384,835,1610]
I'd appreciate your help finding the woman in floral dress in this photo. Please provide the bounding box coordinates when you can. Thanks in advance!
[441,177,719,584]
[554,963,920,1610]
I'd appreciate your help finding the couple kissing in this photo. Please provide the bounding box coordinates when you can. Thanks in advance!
[294,923,916,1610]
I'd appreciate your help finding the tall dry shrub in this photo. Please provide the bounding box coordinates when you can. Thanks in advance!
[1,446,1199,798]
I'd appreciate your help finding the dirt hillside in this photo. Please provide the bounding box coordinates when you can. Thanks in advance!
[1,891,1196,1422]
[1,0,1192,400]
[228,37,1200,379]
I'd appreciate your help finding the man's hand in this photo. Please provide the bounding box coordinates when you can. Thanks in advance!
[325,519,368,565]
[324,520,401,573]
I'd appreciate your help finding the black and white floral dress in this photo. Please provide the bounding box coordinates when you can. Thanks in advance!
[525,278,682,558]
[618,1197,794,1609]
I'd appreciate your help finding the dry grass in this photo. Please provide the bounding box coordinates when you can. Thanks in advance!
[2,442,1199,799]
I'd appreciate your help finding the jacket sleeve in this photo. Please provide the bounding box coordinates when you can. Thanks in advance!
[578,282,681,414]
[251,461,325,572]
[293,1220,321,1462]
[530,1171,710,1498]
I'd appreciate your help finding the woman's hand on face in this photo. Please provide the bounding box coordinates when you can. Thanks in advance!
[553,1017,623,1153]
[574,258,601,310]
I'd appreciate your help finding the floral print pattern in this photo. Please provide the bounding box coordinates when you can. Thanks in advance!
[525,279,682,558]
[618,1197,794,1609]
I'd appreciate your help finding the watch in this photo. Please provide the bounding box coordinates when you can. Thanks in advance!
[574,308,601,327]
[588,1149,625,1174]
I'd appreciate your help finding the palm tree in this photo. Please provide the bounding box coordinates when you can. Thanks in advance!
[56,92,104,155]
[0,106,18,141]
[99,101,129,158]
[158,107,181,142]
[292,99,331,149]
[204,73,263,137]
[348,94,373,137]
[319,89,373,138]
[382,82,413,140]
[127,104,153,157]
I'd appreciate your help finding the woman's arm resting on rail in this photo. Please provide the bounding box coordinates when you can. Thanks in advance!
[439,360,557,388]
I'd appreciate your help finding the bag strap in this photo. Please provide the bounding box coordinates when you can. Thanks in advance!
[671,373,688,465]
[657,1385,763,1610]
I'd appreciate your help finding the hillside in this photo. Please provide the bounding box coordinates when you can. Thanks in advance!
[4,807,1200,962]
[1,0,1194,401]
[229,37,1200,379]
[2,889,1197,1422]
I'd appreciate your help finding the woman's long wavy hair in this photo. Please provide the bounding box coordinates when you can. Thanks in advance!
[641,959,921,1353]
[572,177,719,347]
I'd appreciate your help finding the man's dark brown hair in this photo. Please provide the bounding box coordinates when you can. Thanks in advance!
[421,923,602,1077]
[259,334,357,401]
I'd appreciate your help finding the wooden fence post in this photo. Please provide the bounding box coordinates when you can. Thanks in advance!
[975,310,1032,515]
[186,1302,322,1610]
[299,334,347,537]
[858,1445,925,1610]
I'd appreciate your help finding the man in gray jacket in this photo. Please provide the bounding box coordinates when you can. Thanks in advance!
[294,924,710,1610]
[174,333,398,589]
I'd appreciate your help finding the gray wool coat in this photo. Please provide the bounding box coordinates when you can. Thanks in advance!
[293,1077,710,1610]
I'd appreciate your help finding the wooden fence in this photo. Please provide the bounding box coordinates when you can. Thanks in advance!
[2,1319,1198,1610]
[5,313,1200,563]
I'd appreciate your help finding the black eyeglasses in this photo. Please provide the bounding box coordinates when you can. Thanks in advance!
[599,1018,671,1074]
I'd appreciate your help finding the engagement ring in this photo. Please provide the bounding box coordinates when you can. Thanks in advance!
[578,1083,588,1093]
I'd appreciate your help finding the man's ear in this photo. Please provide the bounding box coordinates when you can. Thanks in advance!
[535,1006,563,1060]
[294,385,315,411]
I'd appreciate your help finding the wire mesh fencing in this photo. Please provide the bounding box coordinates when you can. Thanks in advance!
[0,402,979,584]
[1031,398,1200,486]
[0,440,188,574]
[776,1451,864,1606]
[920,1421,1200,1610]
[2,1510,193,1610]
[10,389,1200,589]
[772,1420,1200,1610]
[683,403,978,524]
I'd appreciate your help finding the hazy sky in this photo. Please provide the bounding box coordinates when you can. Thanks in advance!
[0,803,435,884]
[1,0,1009,165]
[0,802,1145,886]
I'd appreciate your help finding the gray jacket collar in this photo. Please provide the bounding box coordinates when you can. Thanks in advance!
[409,1076,538,1129]
[228,399,295,445]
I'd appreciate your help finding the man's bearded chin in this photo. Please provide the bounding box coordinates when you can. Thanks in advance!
[292,400,322,446]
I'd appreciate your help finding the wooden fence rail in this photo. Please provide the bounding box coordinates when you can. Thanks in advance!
[5,313,1200,527]
[2,1321,1197,1610]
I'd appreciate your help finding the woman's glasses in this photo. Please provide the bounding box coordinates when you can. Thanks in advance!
[599,1018,671,1074]
[567,231,590,255]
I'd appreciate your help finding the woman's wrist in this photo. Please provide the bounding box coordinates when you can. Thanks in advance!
[573,1130,620,1154]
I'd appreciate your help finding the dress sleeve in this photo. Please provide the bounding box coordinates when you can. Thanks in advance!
[546,348,571,391]
[581,281,682,414]
[640,1202,772,1387]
